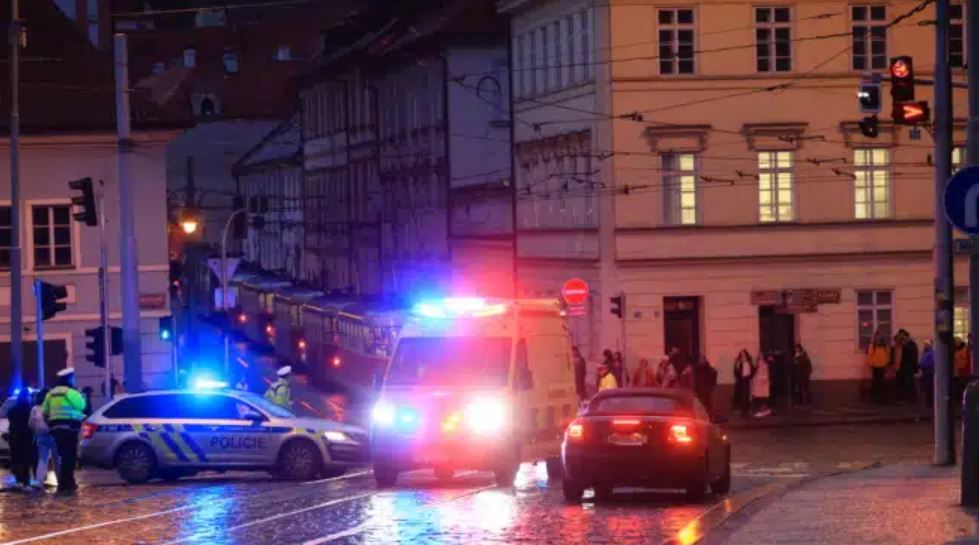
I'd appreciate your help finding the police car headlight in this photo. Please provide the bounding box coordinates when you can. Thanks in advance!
[323,430,356,444]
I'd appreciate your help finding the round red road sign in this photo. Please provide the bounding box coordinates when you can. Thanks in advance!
[561,278,590,306]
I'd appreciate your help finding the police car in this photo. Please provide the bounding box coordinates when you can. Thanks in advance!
[80,387,369,484]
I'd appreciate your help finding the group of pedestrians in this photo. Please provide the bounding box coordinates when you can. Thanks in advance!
[731,344,814,418]
[582,346,719,416]
[6,368,87,494]
[866,328,943,406]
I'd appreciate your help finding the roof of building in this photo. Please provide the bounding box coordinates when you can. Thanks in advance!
[234,114,301,173]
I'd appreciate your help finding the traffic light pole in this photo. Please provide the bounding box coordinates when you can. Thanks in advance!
[8,0,23,393]
[33,280,43,389]
[221,207,247,376]
[98,181,111,400]
[934,0,956,467]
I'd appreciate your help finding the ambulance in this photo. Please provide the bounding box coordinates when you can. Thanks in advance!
[369,297,578,487]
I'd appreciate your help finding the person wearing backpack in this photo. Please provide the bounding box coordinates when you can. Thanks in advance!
[29,387,58,489]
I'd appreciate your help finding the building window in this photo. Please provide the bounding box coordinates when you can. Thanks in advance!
[955,287,969,342]
[560,17,571,87]
[853,148,890,219]
[954,146,965,172]
[222,50,239,74]
[951,4,965,68]
[0,206,10,269]
[662,153,697,225]
[182,47,196,68]
[758,151,794,222]
[756,7,791,72]
[32,205,73,269]
[276,45,292,61]
[857,289,892,350]
[851,5,887,71]
[534,28,545,94]
[658,8,695,75]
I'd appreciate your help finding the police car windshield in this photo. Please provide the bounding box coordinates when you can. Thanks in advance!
[238,393,294,418]
[387,337,510,387]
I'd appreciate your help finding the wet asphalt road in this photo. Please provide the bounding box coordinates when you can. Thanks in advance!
[0,422,934,545]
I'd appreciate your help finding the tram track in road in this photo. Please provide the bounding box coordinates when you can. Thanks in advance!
[0,470,375,545]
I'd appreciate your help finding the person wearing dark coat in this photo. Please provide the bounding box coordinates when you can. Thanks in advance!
[793,344,814,406]
[694,356,718,418]
[572,347,587,402]
[897,329,919,403]
[7,388,34,488]
[732,349,756,417]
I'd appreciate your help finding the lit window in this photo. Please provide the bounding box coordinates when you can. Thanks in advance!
[853,148,890,219]
[658,8,695,75]
[758,151,794,222]
[183,48,196,68]
[951,4,965,68]
[851,5,887,71]
[954,287,969,342]
[953,146,965,172]
[0,206,10,269]
[32,205,73,269]
[856,289,892,350]
[662,153,697,225]
[223,50,239,74]
[755,7,791,72]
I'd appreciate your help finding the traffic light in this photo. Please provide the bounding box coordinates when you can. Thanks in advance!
[889,56,915,103]
[37,281,68,321]
[85,326,106,368]
[858,83,881,114]
[159,316,173,341]
[893,101,931,125]
[610,295,624,319]
[68,177,97,227]
[859,115,879,138]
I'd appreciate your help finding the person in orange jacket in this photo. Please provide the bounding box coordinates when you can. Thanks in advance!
[866,330,891,404]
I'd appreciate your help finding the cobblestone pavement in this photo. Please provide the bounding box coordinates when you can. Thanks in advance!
[0,422,935,545]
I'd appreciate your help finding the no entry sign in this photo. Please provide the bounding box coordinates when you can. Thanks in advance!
[561,278,590,306]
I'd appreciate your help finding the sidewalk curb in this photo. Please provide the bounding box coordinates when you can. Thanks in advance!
[667,461,884,545]
[724,415,928,430]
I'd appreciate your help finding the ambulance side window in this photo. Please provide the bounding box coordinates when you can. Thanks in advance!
[516,339,533,391]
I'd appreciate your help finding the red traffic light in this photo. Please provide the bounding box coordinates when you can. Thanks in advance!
[890,58,911,79]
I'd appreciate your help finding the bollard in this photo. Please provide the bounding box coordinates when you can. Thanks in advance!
[961,379,979,505]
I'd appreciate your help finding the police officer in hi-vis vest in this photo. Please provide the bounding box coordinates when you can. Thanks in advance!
[42,368,87,494]
[264,366,293,409]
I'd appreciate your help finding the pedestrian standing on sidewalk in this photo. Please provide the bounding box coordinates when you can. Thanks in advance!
[612,351,627,387]
[896,329,919,404]
[732,349,756,417]
[7,388,34,489]
[694,355,718,418]
[632,358,657,387]
[752,352,772,417]
[572,347,588,401]
[955,338,971,404]
[29,388,58,489]
[793,344,813,406]
[867,331,890,404]
[656,356,678,388]
[918,339,935,408]
[597,362,619,391]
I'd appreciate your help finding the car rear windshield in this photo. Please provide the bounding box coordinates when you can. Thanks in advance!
[386,337,511,387]
[589,395,687,416]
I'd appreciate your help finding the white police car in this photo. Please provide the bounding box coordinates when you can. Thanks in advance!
[79,387,368,483]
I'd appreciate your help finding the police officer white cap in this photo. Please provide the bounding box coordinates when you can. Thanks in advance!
[276,366,292,377]
[56,367,76,377]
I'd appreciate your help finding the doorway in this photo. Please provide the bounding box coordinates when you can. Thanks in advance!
[663,297,701,365]
[758,305,796,356]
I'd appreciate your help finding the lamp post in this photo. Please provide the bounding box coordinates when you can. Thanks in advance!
[220,207,247,374]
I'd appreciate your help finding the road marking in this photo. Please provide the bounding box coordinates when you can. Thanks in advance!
[161,492,376,545]
[300,482,498,545]
[300,469,371,485]
[0,470,373,544]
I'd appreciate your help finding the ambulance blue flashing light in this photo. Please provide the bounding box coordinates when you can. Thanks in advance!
[412,297,507,318]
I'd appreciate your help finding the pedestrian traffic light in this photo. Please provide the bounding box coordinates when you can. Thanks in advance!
[68,177,97,227]
[893,101,931,125]
[859,115,879,138]
[889,56,915,103]
[159,316,173,341]
[858,82,881,114]
[610,295,624,319]
[37,281,68,321]
[110,326,123,356]
[85,326,106,368]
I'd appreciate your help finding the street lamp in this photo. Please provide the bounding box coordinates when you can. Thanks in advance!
[180,219,198,235]
[220,206,248,374]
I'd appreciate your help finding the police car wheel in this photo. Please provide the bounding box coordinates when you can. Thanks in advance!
[277,439,322,481]
[115,442,157,484]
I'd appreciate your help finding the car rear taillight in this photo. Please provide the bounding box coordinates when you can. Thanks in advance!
[669,424,693,445]
[567,421,584,441]
[81,422,98,439]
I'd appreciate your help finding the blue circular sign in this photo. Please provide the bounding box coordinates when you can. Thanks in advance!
[944,165,979,235]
